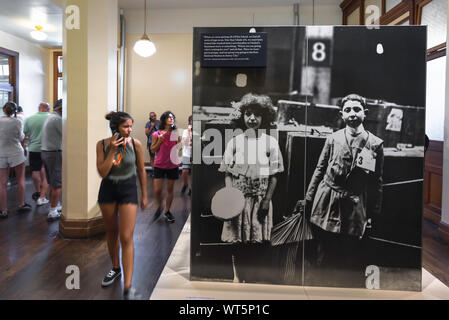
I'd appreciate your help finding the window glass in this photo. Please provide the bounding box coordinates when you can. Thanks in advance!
[386,0,402,12]
[426,56,446,141]
[421,0,447,49]
[0,90,10,107]
[58,77,63,100]
[0,56,9,83]
[58,55,63,74]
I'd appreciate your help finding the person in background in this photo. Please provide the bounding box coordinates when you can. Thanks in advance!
[150,111,181,223]
[23,102,50,205]
[0,102,31,218]
[145,112,160,177]
[41,99,63,221]
[16,106,24,121]
[96,111,147,300]
[181,115,193,195]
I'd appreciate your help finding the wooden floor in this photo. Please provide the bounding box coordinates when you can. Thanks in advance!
[0,174,448,300]
[0,173,190,300]
[422,218,449,287]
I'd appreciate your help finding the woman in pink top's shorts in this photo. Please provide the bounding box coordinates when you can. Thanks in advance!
[150,111,181,223]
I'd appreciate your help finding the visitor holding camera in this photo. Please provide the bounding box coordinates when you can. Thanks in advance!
[0,102,31,218]
[96,111,148,300]
[150,111,181,223]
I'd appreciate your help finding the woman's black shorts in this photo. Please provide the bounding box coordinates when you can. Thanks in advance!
[153,167,179,180]
[98,176,138,205]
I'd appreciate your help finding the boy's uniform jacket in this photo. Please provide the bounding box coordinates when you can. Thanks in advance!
[305,128,384,237]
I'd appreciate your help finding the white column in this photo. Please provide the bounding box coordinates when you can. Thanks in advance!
[440,4,449,235]
[61,0,118,237]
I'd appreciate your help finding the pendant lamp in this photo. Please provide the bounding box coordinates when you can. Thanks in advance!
[133,0,156,57]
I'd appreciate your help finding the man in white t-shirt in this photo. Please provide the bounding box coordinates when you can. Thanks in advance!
[181,115,192,195]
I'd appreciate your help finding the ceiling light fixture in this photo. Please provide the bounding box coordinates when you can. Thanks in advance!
[30,25,47,41]
[133,0,156,58]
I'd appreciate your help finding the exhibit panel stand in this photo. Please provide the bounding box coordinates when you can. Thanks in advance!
[191,26,427,292]
[151,216,449,300]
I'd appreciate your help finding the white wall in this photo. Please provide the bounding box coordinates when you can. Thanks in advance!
[123,2,342,34]
[0,30,49,117]
[124,6,293,34]
[426,57,446,141]
[440,7,449,226]
[298,0,342,25]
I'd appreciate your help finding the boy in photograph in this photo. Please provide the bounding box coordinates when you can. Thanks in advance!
[302,93,384,270]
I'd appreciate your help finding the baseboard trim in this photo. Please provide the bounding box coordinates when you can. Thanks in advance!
[424,209,441,225]
[59,215,105,239]
[438,221,449,245]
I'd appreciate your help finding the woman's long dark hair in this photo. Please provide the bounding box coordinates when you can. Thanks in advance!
[105,111,133,134]
[3,102,18,117]
[159,111,176,131]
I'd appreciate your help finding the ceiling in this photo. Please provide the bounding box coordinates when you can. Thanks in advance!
[0,0,340,48]
[118,0,339,9]
[0,0,63,48]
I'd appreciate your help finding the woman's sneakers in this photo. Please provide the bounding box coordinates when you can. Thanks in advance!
[101,267,121,287]
[17,203,32,213]
[165,211,175,223]
[181,184,188,194]
[0,211,8,219]
[152,207,163,221]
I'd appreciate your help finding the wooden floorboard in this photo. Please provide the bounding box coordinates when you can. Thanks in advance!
[1,175,448,299]
[0,174,190,300]
[422,218,449,287]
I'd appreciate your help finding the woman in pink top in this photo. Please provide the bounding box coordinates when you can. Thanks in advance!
[150,111,181,223]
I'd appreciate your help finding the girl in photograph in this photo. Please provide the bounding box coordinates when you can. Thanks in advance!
[219,93,284,283]
[96,111,148,300]
[150,111,181,223]
[0,102,31,218]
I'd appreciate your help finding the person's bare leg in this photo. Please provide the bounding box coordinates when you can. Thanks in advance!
[14,163,25,206]
[0,168,8,212]
[118,203,137,291]
[182,169,188,187]
[31,171,41,194]
[165,179,175,212]
[50,187,61,208]
[153,178,163,210]
[40,166,49,199]
[100,203,120,269]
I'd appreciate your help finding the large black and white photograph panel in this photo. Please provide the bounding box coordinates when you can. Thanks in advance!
[190,25,426,291]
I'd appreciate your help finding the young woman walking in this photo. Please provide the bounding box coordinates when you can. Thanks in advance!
[96,111,148,299]
[150,111,181,223]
